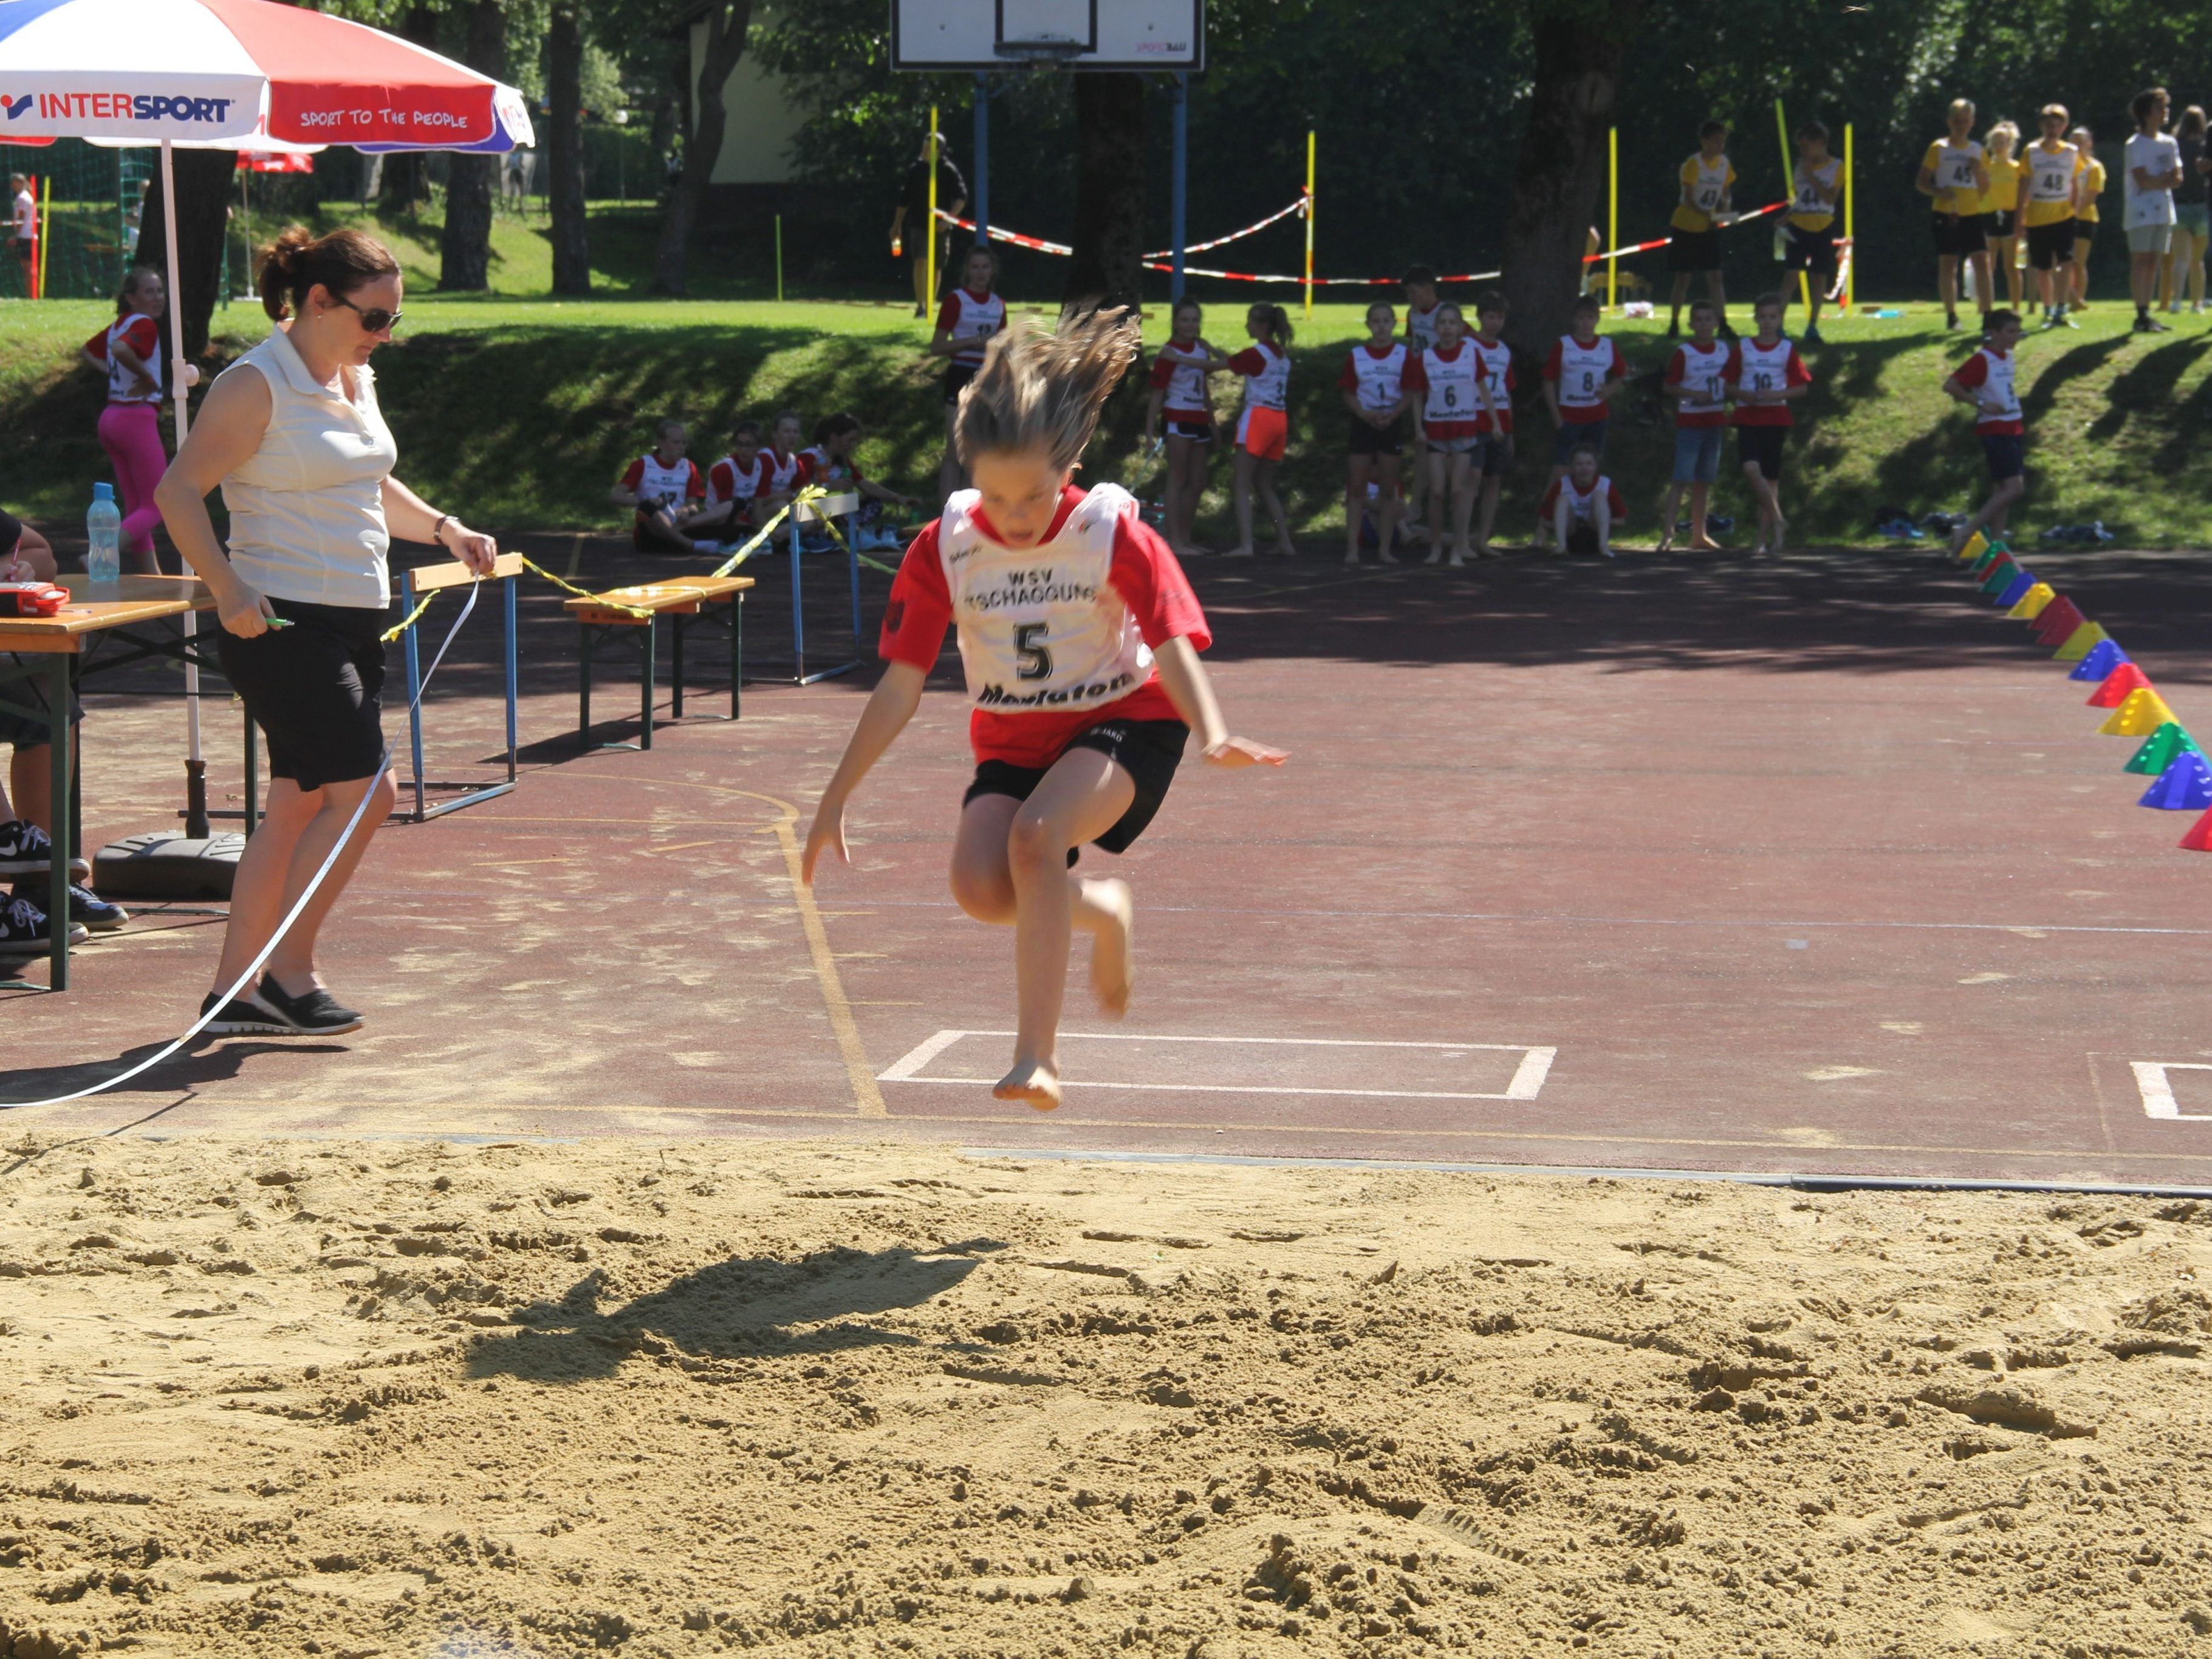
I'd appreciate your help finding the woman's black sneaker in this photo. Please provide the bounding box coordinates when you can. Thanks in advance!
[63,884,129,932]
[199,988,301,1036]
[0,894,87,953]
[256,975,364,1035]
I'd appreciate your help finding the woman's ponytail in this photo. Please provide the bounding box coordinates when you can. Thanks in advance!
[255,225,399,323]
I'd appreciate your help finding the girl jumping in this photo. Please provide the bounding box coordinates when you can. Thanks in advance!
[1141,298,1227,561]
[1221,303,1296,558]
[802,311,1286,1110]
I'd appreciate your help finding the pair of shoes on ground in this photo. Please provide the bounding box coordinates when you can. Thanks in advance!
[2132,313,2173,334]
[200,974,364,1037]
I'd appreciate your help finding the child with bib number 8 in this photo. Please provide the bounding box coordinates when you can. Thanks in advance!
[801,312,1287,1112]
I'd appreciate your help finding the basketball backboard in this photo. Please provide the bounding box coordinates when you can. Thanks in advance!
[891,0,1204,70]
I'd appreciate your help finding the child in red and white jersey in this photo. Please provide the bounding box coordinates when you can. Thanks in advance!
[1656,298,1730,552]
[928,245,1007,505]
[758,409,807,510]
[1941,308,2027,551]
[1538,293,1626,549]
[690,419,767,547]
[1541,446,1627,558]
[1142,297,1229,561]
[1725,293,1813,555]
[609,419,714,555]
[78,266,190,573]
[1399,265,1443,544]
[798,412,922,553]
[1469,292,1517,558]
[1399,303,1495,566]
[803,312,1286,1111]
[1221,303,1296,559]
[1337,299,1410,566]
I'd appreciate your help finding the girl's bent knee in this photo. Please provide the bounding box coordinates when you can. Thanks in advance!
[1005,809,1070,873]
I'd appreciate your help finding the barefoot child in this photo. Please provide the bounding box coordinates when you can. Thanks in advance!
[1542,445,1627,558]
[1469,293,1517,557]
[1726,293,1812,555]
[1142,298,1227,560]
[1942,308,2027,551]
[1222,303,1296,558]
[1401,303,1491,566]
[801,312,1287,1110]
[1656,299,1729,552]
[1337,300,1410,566]
[1539,293,1626,549]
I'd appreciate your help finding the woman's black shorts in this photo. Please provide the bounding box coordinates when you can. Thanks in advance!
[1985,208,2018,239]
[1736,423,1788,482]
[214,597,388,792]
[1669,228,1721,273]
[1347,417,1403,457]
[964,717,1188,857]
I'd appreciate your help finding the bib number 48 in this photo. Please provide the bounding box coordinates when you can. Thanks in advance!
[1013,622,1053,682]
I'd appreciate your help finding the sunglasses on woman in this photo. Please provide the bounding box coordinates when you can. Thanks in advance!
[334,294,403,334]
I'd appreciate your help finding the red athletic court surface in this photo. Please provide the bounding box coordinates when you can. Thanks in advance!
[5,539,2209,1188]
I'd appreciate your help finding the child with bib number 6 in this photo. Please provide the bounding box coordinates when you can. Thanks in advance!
[801,312,1287,1112]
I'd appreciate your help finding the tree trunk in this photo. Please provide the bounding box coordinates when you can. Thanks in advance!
[377,10,441,213]
[547,0,592,295]
[1062,72,1147,315]
[1499,0,1643,364]
[652,0,752,296]
[440,0,507,290]
[134,148,236,362]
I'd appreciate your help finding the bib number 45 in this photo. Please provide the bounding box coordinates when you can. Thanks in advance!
[1013,622,1053,682]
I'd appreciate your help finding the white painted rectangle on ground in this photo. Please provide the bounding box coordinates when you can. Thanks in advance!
[2131,1061,2212,1121]
[879,1031,1556,1101]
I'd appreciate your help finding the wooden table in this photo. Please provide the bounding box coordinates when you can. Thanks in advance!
[0,575,213,991]
[564,575,755,750]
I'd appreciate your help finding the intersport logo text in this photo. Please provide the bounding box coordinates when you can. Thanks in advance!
[11,91,238,123]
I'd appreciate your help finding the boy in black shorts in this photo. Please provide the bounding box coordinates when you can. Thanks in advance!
[1782,122,1843,343]
[1667,121,1735,337]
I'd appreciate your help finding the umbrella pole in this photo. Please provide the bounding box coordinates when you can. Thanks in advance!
[160,139,210,839]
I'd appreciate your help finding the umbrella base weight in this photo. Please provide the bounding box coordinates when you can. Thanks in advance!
[96,833,243,900]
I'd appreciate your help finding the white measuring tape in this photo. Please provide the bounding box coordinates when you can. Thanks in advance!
[4,579,481,1111]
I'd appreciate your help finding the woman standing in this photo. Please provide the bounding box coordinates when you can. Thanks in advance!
[81,267,187,573]
[2164,104,2208,314]
[154,227,496,1037]
[1980,121,2025,312]
[2069,126,2106,312]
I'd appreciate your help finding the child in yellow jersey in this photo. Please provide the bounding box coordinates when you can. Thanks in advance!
[1666,120,1735,338]
[2021,104,2083,327]
[1917,97,1993,332]
[1781,121,1842,344]
[1981,120,2025,309]
[2070,127,2105,311]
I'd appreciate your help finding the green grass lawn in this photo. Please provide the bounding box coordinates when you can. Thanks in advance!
[4,203,2209,547]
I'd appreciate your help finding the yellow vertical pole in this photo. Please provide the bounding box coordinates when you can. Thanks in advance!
[1844,121,1855,312]
[1303,128,1316,319]
[1606,126,1618,311]
[1776,98,1810,312]
[36,174,50,299]
[926,109,939,316]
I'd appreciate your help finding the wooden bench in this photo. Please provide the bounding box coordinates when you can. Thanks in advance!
[564,575,755,750]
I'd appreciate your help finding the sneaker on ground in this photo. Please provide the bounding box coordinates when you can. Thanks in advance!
[198,988,301,1036]
[63,884,129,932]
[0,894,89,953]
[256,974,364,1035]
[0,819,89,880]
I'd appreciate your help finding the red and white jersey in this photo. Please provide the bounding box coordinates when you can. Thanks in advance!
[102,313,162,403]
[1337,341,1408,414]
[1544,333,1625,422]
[1148,338,1216,417]
[619,453,705,508]
[1471,337,1516,434]
[761,446,804,494]
[1727,335,1812,426]
[880,483,1211,769]
[1402,341,1482,440]
[1952,346,2021,434]
[798,443,865,488]
[1540,474,1627,526]
[707,451,765,507]
[1405,303,1443,352]
[1226,340,1291,411]
[936,284,1005,369]
[1665,340,1730,428]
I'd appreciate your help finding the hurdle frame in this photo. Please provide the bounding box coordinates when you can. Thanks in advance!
[780,490,865,685]
[394,552,526,823]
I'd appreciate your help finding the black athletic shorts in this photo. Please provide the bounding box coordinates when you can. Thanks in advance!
[2024,219,2075,269]
[943,362,980,405]
[1163,414,1212,443]
[1982,433,2025,482]
[214,597,388,792]
[1932,212,1985,257]
[1782,222,1838,274]
[964,717,1189,858]
[1985,208,2018,239]
[1669,228,1721,273]
[1347,417,1402,457]
[1736,423,1787,482]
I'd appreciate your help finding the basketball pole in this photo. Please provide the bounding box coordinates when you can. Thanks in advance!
[926,108,939,312]
[1302,129,1315,320]
[1169,74,1188,301]
[1776,98,1810,313]
[971,74,990,250]
[1844,121,1856,312]
[1606,126,1618,312]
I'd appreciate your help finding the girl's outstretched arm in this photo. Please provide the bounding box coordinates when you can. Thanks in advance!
[801,660,928,883]
[1151,635,1289,769]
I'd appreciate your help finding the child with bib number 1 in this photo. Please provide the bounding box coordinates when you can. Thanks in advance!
[801,312,1287,1112]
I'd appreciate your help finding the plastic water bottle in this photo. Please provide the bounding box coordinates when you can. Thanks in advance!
[86,482,122,585]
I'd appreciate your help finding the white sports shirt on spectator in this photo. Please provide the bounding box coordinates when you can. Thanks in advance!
[10,185,33,239]
[2124,130,2180,227]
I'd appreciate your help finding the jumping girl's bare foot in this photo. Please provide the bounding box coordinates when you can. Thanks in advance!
[1689,536,1722,552]
[1088,877,1134,1018]
[994,1056,1062,1111]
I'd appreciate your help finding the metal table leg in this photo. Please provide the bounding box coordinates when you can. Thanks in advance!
[578,623,594,739]
[639,617,656,751]
[790,513,806,683]
[671,610,686,719]
[46,651,70,992]
[502,576,519,783]
[401,570,426,821]
[731,595,743,720]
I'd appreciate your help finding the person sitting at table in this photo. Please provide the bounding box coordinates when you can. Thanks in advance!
[0,506,127,949]
[154,225,498,1038]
